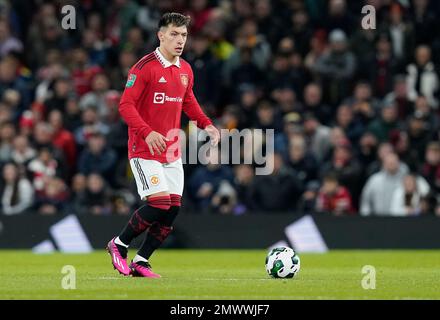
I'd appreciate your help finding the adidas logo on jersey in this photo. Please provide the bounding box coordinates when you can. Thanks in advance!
[158,76,167,83]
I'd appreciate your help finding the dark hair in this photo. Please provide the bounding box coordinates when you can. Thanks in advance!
[158,12,191,29]
[0,162,21,207]
[323,172,339,183]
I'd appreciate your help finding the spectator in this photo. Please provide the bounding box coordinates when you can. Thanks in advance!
[10,135,36,166]
[64,94,83,132]
[231,18,271,71]
[320,138,363,203]
[254,0,285,49]
[0,18,23,58]
[360,152,408,216]
[316,172,354,215]
[406,111,432,162]
[110,49,137,92]
[313,29,356,106]
[74,106,110,147]
[357,131,379,169]
[249,152,303,211]
[381,3,415,68]
[185,32,221,108]
[43,76,71,114]
[287,135,319,185]
[304,30,327,71]
[210,180,238,215]
[390,172,430,216]
[383,75,413,121]
[77,132,117,183]
[390,130,420,172]
[271,86,302,117]
[297,180,320,214]
[302,83,332,126]
[421,141,440,195]
[0,56,32,115]
[406,45,439,109]
[343,81,380,125]
[289,10,314,57]
[364,33,399,98]
[70,173,87,200]
[413,95,439,132]
[324,0,356,36]
[0,162,33,215]
[79,73,112,118]
[367,102,399,143]
[334,104,364,145]
[187,148,234,212]
[70,47,103,96]
[253,100,283,133]
[233,164,254,214]
[74,173,113,215]
[48,110,77,177]
[27,146,63,193]
[103,91,128,156]
[35,177,70,215]
[0,121,15,163]
[229,47,264,98]
[303,113,332,163]
[420,191,440,216]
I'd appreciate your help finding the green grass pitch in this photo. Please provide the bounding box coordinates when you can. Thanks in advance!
[1,250,439,299]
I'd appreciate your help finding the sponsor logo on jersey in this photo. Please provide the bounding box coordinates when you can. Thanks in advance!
[154,92,165,104]
[158,76,167,83]
[125,74,137,87]
[149,175,160,186]
[180,74,188,87]
[153,92,183,104]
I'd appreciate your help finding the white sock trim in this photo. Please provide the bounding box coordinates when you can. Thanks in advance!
[115,237,129,248]
[133,254,148,263]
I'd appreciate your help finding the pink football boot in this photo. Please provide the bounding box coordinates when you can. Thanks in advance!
[130,260,161,278]
[106,238,130,276]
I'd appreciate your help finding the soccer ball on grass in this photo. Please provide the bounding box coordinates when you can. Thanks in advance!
[265,246,300,278]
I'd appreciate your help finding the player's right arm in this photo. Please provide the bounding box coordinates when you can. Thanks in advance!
[119,69,168,155]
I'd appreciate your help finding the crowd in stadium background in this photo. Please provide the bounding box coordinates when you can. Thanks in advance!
[0,0,439,216]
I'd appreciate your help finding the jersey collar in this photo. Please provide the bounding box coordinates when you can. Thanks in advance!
[155,47,181,68]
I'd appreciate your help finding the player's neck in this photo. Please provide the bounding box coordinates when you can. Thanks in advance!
[158,47,178,64]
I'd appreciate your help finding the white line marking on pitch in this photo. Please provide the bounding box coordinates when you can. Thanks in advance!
[197,278,272,281]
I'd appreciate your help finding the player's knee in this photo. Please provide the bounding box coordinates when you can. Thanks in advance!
[147,194,171,210]
[170,194,181,207]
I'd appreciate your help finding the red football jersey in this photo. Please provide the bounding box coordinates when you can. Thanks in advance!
[119,48,213,163]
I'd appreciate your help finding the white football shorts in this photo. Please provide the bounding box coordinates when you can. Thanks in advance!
[129,157,184,200]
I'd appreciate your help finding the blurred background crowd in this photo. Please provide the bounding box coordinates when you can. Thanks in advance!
[0,0,439,216]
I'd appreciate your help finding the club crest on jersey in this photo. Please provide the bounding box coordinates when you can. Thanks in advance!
[180,74,188,87]
[149,175,160,186]
[126,74,137,88]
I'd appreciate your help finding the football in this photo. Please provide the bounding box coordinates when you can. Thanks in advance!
[265,247,301,279]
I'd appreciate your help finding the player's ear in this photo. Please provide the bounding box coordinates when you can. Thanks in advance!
[157,28,166,42]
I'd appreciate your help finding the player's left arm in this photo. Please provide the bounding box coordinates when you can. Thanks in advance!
[182,68,220,146]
